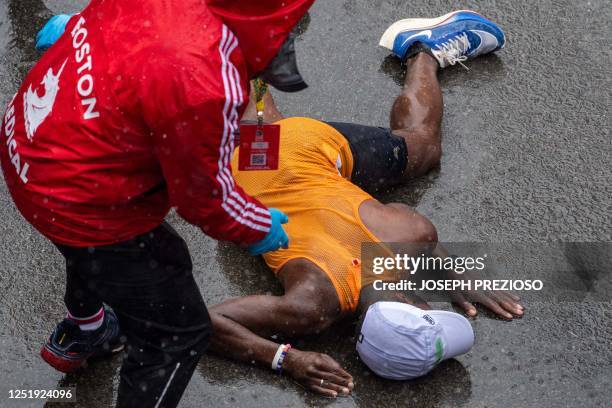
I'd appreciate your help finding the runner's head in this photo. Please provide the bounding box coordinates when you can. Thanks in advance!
[206,0,314,92]
[356,301,474,380]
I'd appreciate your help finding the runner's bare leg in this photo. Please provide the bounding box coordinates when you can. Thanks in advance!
[390,52,443,178]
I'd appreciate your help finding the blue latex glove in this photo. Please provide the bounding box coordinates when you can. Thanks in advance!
[35,14,73,51]
[248,208,289,255]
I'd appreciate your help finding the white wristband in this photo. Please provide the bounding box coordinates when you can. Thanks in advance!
[271,344,286,370]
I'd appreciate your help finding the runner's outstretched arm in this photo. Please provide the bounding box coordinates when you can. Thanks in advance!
[209,299,354,397]
[208,260,353,397]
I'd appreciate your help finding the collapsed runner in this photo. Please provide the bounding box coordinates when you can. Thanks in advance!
[208,10,524,397]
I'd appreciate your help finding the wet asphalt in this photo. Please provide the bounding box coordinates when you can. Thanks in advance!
[0,0,610,407]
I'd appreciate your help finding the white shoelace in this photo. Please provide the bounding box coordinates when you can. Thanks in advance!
[433,33,471,69]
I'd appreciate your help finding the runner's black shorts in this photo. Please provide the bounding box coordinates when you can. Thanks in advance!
[325,122,408,194]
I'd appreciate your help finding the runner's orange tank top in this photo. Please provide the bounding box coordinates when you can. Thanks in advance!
[232,117,379,311]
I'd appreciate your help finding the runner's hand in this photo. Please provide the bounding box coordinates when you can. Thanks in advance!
[36,14,73,51]
[448,270,524,320]
[283,349,354,398]
[247,208,289,255]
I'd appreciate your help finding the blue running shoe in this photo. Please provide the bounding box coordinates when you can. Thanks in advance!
[40,307,123,373]
[379,10,506,68]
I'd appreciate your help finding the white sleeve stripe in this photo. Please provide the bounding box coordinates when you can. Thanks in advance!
[226,197,272,225]
[222,203,270,233]
[217,25,271,233]
[230,191,271,216]
[227,198,272,225]
[217,25,232,202]
[223,35,271,228]
[221,34,240,190]
[220,32,239,189]
[229,61,244,104]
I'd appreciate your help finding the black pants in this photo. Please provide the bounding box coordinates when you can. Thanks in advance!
[56,222,211,408]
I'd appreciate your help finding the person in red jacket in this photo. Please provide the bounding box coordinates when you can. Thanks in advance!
[0,1,314,406]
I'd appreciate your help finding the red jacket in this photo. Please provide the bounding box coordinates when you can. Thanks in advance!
[0,0,313,247]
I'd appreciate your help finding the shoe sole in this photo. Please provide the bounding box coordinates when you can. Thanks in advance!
[379,10,486,49]
[40,343,124,373]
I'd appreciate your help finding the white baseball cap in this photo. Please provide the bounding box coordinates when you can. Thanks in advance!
[356,301,474,380]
